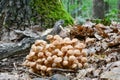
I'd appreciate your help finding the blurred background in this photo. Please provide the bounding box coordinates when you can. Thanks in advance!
[62,0,120,24]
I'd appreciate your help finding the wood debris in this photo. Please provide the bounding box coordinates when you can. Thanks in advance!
[70,22,120,55]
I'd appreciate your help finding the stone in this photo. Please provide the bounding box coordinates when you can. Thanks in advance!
[50,74,70,80]
[100,66,120,80]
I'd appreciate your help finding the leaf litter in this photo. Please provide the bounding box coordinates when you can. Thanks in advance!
[0,21,120,80]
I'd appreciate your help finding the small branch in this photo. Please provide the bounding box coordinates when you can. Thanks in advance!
[51,68,78,73]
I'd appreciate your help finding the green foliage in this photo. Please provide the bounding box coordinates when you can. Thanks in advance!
[105,9,118,20]
[92,18,111,26]
[101,18,111,26]
[62,0,119,24]
[30,0,73,28]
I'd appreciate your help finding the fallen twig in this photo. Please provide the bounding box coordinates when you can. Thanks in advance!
[52,68,78,73]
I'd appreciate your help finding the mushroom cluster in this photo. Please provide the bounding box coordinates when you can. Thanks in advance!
[70,25,95,39]
[23,35,88,75]
[70,23,120,55]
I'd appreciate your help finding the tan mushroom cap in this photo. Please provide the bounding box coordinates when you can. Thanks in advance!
[81,57,87,63]
[68,55,76,62]
[40,65,47,71]
[54,57,62,63]
[23,35,88,75]
[63,60,69,66]
[46,35,53,40]
[35,40,47,46]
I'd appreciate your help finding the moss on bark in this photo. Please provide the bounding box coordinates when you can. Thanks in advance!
[30,0,73,28]
[0,0,73,29]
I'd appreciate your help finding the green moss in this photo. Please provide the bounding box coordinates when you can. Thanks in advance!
[30,0,73,28]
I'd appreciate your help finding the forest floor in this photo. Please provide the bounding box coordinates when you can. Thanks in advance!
[0,48,120,80]
[0,21,120,80]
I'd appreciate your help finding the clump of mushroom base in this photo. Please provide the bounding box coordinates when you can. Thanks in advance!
[23,35,87,75]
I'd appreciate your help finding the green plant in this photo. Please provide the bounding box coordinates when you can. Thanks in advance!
[105,9,118,20]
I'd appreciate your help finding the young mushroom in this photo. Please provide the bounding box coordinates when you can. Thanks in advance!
[68,55,76,62]
[40,65,47,71]
[71,63,77,69]
[38,52,44,58]
[67,50,74,56]
[45,51,52,57]
[63,37,72,45]
[46,35,53,41]
[53,35,62,40]
[73,49,81,56]
[23,35,88,75]
[63,60,69,66]
[35,40,47,46]
[26,52,36,60]
[81,57,87,63]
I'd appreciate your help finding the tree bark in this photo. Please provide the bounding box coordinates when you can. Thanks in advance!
[118,0,120,18]
[104,1,109,14]
[0,0,73,29]
[77,0,82,16]
[93,0,105,19]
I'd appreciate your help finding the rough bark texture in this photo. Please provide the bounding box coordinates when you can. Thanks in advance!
[0,0,73,29]
[93,0,105,19]
[118,0,120,18]
[104,1,109,14]
[0,0,31,29]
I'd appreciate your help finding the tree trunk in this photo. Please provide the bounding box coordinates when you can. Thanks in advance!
[77,0,82,17]
[0,0,73,29]
[104,1,109,14]
[118,0,120,18]
[93,0,105,19]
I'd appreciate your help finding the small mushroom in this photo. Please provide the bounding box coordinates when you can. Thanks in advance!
[46,67,52,72]
[44,60,48,65]
[38,52,44,58]
[83,63,88,68]
[35,40,47,46]
[35,46,44,53]
[46,67,52,75]
[81,57,87,63]
[36,59,42,64]
[71,63,77,69]
[40,65,47,71]
[78,63,82,68]
[46,35,53,41]
[26,52,36,60]
[57,51,64,57]
[61,46,68,53]
[63,60,69,66]
[45,51,52,57]
[81,49,88,57]
[67,50,74,56]
[47,56,53,62]
[54,57,62,63]
[63,56,68,61]
[66,45,73,50]
[68,55,76,62]
[63,37,72,44]
[53,35,62,40]
[36,64,42,70]
[74,43,86,49]
[29,62,36,68]
[52,55,57,59]
[31,44,37,52]
[73,49,81,56]
[71,38,78,43]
